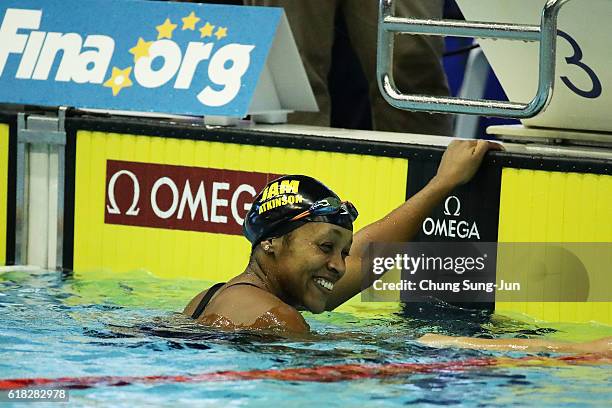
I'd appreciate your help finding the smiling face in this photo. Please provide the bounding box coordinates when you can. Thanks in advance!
[269,223,353,314]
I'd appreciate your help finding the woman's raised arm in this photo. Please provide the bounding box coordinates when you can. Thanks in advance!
[326,140,503,310]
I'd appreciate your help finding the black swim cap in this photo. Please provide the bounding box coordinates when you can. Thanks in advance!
[243,175,357,246]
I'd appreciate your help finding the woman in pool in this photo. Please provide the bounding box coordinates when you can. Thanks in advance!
[184,140,611,353]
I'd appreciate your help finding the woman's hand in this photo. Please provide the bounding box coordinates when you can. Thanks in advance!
[433,140,504,189]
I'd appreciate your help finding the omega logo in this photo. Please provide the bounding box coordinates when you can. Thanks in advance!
[443,195,460,217]
[422,196,481,240]
[105,168,256,226]
[107,170,141,216]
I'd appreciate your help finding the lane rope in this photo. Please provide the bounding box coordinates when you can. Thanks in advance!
[0,354,608,390]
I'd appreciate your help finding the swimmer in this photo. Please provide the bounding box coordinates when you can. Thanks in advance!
[184,140,611,353]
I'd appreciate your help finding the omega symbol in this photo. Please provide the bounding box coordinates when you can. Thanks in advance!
[106,170,141,216]
[443,196,461,217]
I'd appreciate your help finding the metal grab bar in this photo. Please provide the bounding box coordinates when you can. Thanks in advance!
[377,0,571,118]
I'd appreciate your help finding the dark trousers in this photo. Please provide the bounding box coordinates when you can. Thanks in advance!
[244,0,453,135]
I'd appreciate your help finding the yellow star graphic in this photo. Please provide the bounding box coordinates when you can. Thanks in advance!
[103,67,133,96]
[129,37,152,63]
[156,18,177,40]
[215,27,228,40]
[199,22,215,38]
[182,11,200,30]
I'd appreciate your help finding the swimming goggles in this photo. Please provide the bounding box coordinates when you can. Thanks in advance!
[289,197,358,222]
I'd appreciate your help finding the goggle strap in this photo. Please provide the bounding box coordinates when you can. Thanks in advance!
[290,211,311,222]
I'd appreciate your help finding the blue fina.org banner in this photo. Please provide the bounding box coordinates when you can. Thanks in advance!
[0,0,281,117]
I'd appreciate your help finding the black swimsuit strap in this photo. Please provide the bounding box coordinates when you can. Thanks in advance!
[191,281,264,319]
[191,282,225,319]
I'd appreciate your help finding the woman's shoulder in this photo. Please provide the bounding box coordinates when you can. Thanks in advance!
[182,288,211,317]
[200,283,309,334]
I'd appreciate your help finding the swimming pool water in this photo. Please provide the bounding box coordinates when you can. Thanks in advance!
[1,268,610,407]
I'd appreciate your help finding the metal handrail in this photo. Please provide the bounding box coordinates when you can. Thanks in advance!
[377,0,571,118]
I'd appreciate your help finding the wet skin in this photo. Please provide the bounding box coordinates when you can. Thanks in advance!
[268,223,352,314]
[183,223,352,334]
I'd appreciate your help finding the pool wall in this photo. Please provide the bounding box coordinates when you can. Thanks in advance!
[0,111,16,266]
[496,169,612,323]
[3,111,611,323]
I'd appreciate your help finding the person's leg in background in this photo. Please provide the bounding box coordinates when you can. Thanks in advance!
[329,12,372,130]
[343,0,454,135]
[244,0,338,126]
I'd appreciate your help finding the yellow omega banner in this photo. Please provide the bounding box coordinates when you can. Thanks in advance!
[0,124,8,265]
[496,168,612,324]
[73,131,408,308]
